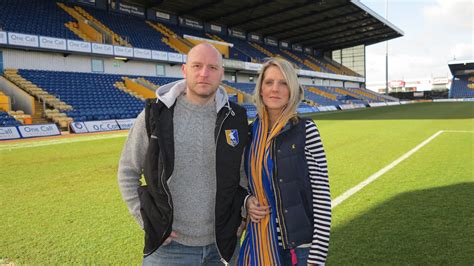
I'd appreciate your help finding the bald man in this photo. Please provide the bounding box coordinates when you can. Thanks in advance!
[118,43,249,265]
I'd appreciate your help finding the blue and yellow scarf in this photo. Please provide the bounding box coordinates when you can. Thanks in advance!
[238,110,292,266]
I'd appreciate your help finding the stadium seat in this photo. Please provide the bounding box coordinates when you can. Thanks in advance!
[450,75,474,98]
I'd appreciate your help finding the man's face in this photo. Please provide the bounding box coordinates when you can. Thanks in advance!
[182,45,224,102]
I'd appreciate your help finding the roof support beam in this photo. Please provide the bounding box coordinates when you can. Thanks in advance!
[229,0,314,28]
[205,0,275,22]
[281,12,367,40]
[249,3,347,33]
[301,28,386,47]
[311,29,395,49]
[263,9,361,37]
[178,0,224,16]
[293,20,380,43]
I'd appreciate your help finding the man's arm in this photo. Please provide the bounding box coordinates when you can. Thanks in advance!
[117,110,149,228]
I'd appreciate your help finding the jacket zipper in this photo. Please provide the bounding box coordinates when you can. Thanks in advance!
[214,106,233,265]
[215,106,233,145]
[160,166,173,238]
[270,139,290,249]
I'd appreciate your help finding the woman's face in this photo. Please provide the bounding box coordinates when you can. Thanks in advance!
[260,65,290,114]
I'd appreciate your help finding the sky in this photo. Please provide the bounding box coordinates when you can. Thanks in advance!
[360,0,473,84]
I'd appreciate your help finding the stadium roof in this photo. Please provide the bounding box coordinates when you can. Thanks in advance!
[448,59,474,76]
[130,0,403,51]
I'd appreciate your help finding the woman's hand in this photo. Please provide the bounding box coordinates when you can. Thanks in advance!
[162,231,177,246]
[246,196,270,223]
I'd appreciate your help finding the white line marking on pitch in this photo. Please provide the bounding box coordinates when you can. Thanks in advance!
[0,133,127,151]
[443,130,474,133]
[332,130,445,209]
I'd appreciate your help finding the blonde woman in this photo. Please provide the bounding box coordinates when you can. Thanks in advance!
[239,58,331,265]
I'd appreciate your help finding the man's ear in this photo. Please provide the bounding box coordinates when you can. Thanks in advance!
[181,64,187,78]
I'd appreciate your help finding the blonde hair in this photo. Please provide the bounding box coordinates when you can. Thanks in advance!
[254,57,304,124]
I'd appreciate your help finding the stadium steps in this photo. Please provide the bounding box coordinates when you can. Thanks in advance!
[249,42,275,57]
[303,60,323,72]
[320,56,349,75]
[32,100,51,124]
[73,6,131,47]
[206,33,225,42]
[207,34,253,61]
[280,49,318,71]
[145,21,181,53]
[303,99,319,107]
[122,77,155,99]
[333,87,364,101]
[57,2,85,22]
[157,22,195,52]
[43,108,73,129]
[136,77,159,92]
[307,86,337,100]
[146,22,193,54]
[279,49,306,65]
[349,87,379,101]
[361,88,389,102]
[64,22,95,42]
[3,69,73,127]
[58,3,102,43]
[306,55,333,73]
[320,60,340,74]
[220,83,245,103]
[151,22,175,37]
[113,80,145,101]
[3,69,73,112]
[160,38,182,54]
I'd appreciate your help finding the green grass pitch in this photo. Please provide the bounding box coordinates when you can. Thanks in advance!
[1,102,473,264]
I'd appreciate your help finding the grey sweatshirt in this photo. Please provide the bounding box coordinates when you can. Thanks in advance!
[170,94,217,245]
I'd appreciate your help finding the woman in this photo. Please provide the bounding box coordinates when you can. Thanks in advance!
[238,58,331,266]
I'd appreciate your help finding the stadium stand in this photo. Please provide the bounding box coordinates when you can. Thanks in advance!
[0,0,404,134]
[297,102,318,113]
[0,0,82,41]
[19,69,146,121]
[347,87,386,102]
[0,0,380,77]
[223,81,255,95]
[303,87,341,106]
[143,76,181,87]
[0,110,22,126]
[215,35,269,63]
[75,5,175,52]
[161,22,208,40]
[206,34,251,62]
[3,69,73,111]
[256,44,309,70]
[450,75,474,98]
[322,56,362,77]
[241,103,257,118]
[2,65,393,127]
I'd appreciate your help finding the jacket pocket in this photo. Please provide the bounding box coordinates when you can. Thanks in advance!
[138,185,171,255]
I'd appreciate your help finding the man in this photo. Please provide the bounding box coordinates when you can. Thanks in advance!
[117,43,249,265]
